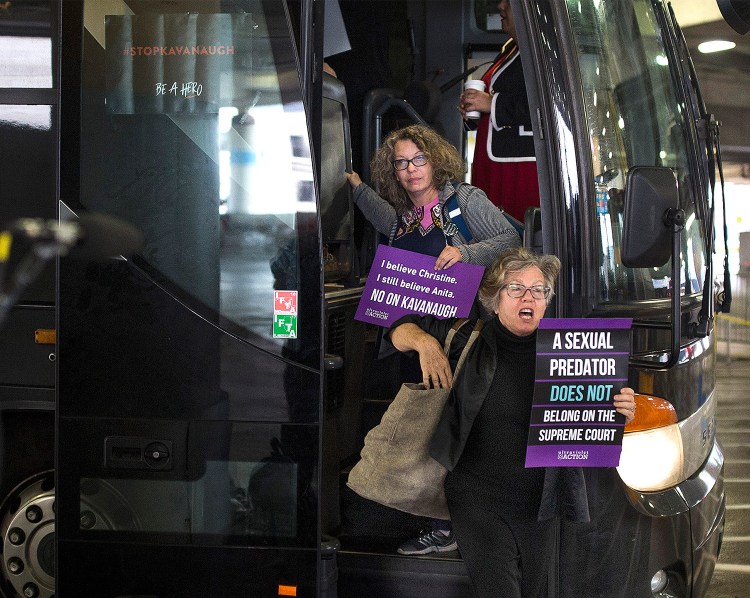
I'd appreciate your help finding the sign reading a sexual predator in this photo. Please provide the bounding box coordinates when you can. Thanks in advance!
[354,245,485,328]
[525,318,633,468]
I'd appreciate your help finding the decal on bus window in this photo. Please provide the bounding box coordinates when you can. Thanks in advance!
[273,290,298,338]
[105,14,251,115]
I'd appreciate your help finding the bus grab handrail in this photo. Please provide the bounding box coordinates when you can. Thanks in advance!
[361,88,427,182]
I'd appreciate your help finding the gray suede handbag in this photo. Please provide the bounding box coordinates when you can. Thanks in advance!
[347,319,484,520]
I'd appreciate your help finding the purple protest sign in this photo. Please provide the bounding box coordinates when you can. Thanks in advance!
[525,318,633,468]
[354,245,485,328]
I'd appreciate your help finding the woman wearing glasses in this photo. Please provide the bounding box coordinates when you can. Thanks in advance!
[345,124,520,271]
[387,246,637,597]
[346,123,521,556]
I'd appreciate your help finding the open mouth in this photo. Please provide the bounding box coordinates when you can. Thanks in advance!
[519,308,534,319]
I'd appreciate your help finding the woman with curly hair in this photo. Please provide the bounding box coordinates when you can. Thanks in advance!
[346,124,520,271]
[345,125,521,556]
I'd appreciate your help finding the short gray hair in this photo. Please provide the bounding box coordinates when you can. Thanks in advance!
[478,247,561,313]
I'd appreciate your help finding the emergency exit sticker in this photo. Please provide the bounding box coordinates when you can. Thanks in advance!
[274,291,297,314]
[273,291,298,338]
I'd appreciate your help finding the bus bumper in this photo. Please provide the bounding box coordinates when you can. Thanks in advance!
[622,440,725,596]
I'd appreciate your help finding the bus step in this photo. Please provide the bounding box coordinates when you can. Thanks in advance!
[337,550,471,598]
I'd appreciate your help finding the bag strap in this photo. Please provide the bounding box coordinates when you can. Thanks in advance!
[438,318,484,381]
[452,320,484,379]
[442,318,469,353]
[443,183,473,242]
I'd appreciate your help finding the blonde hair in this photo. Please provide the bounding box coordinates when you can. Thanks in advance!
[370,124,466,214]
[478,247,561,313]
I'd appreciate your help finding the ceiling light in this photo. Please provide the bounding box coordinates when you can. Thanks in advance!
[698,40,736,53]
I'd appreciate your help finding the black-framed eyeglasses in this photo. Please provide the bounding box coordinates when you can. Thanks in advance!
[393,154,428,171]
[501,283,551,300]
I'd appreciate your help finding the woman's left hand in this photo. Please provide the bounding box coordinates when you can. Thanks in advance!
[613,387,636,424]
[345,170,362,189]
[434,245,462,270]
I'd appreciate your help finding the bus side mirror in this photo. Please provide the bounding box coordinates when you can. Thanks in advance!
[717,0,750,34]
[621,166,679,268]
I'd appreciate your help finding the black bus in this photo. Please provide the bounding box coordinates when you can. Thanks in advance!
[0,1,744,596]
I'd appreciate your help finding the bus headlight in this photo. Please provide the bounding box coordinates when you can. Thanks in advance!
[617,423,684,491]
[616,393,683,492]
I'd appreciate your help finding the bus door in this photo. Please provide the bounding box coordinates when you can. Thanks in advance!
[57,1,323,596]
[318,71,371,538]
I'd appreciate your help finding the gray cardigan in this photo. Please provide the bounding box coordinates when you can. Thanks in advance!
[352,180,520,268]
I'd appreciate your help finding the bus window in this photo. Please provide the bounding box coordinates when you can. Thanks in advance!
[567,0,705,304]
[320,74,357,285]
[78,1,317,358]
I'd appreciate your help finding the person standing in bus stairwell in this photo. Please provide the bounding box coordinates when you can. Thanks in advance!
[345,124,520,272]
[459,0,539,223]
[387,247,637,597]
[345,124,520,555]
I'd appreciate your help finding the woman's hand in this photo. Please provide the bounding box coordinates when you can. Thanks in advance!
[389,323,453,389]
[434,245,462,270]
[416,336,453,389]
[459,89,493,119]
[346,170,362,189]
[613,387,636,424]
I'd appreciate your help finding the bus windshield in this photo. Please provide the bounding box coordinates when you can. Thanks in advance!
[567,0,706,304]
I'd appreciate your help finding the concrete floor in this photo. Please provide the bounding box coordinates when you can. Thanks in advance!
[706,357,750,598]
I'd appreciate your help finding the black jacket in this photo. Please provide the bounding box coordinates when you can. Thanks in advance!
[388,314,591,523]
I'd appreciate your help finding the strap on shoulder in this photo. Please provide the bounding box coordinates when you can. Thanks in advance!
[443,183,473,242]
[452,320,485,378]
[442,318,469,353]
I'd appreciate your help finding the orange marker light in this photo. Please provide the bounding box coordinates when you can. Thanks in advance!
[34,329,56,345]
[624,393,677,433]
[278,585,297,597]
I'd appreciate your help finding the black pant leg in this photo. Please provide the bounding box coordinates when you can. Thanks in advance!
[448,497,557,598]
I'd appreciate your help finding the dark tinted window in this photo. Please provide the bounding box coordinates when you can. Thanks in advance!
[80,1,318,356]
